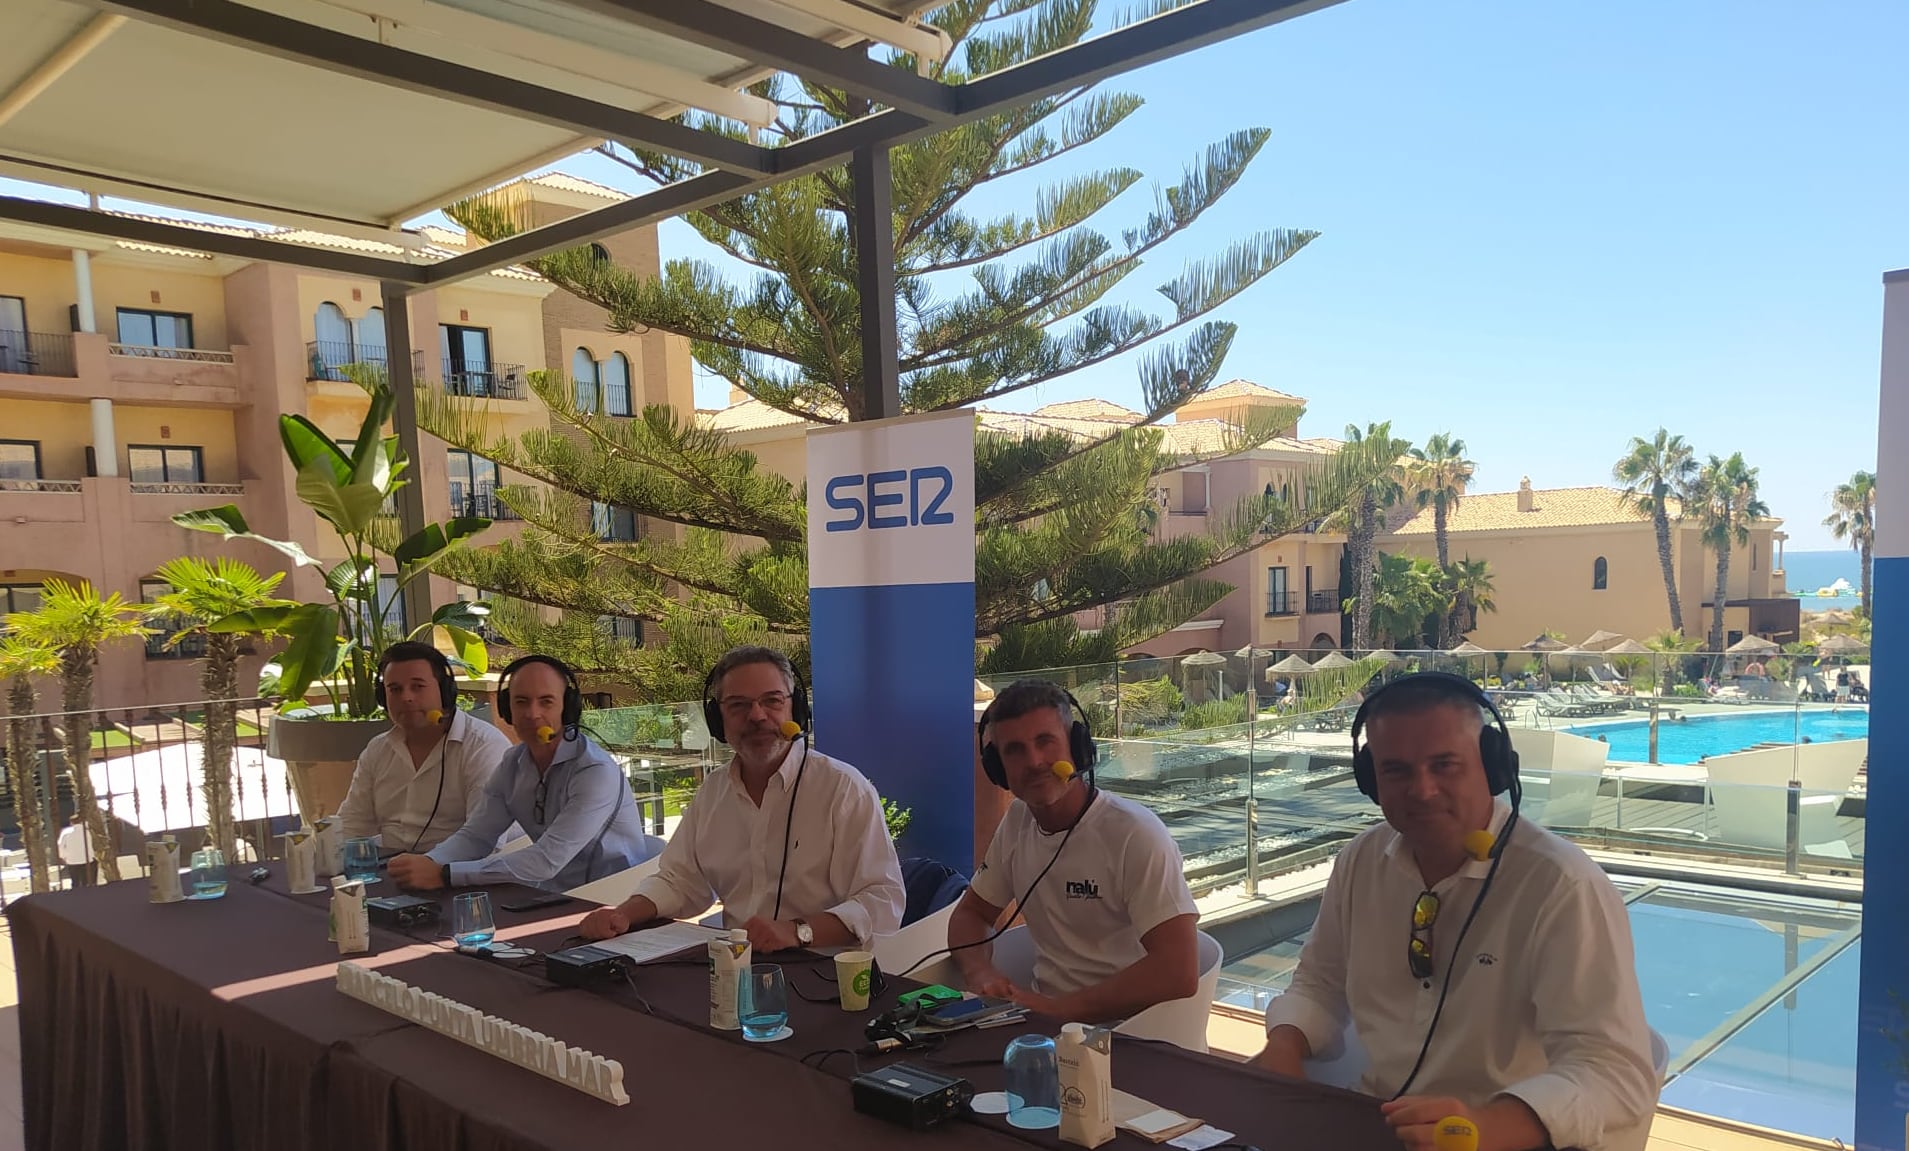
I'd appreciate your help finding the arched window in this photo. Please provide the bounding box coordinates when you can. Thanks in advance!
[603,352,633,416]
[313,302,352,379]
[589,243,611,264]
[1592,556,1608,591]
[354,306,387,366]
[572,347,600,413]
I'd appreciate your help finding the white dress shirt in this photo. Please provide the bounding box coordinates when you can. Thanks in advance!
[970,791,1198,997]
[335,709,512,853]
[1264,798,1659,1151]
[630,738,905,947]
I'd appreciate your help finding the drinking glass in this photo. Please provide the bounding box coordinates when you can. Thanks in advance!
[343,837,380,884]
[1004,1033,1060,1129]
[452,891,495,949]
[187,846,227,900]
[740,964,789,1040]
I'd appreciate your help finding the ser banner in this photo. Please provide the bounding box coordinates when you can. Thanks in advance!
[1855,269,1908,1151]
[806,410,976,869]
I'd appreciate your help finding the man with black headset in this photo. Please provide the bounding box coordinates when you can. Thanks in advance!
[948,679,1199,1025]
[387,654,654,892]
[1253,673,1658,1151]
[336,641,512,854]
[576,645,904,952]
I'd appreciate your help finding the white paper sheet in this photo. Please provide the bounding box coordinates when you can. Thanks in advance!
[1168,1125,1235,1151]
[589,921,729,964]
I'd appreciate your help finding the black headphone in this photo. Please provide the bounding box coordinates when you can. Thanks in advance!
[701,659,812,744]
[375,643,457,723]
[978,684,1098,790]
[496,654,584,733]
[1350,671,1521,806]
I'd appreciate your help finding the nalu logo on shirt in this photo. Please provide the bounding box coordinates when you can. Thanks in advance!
[1063,878,1101,900]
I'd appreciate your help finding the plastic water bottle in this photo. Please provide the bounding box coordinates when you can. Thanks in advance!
[708,928,750,1030]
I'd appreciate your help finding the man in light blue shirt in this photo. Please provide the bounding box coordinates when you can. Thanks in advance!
[387,656,654,892]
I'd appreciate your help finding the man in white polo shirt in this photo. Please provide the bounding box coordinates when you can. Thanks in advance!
[1254,673,1658,1151]
[336,641,512,854]
[578,645,905,952]
[948,679,1199,1024]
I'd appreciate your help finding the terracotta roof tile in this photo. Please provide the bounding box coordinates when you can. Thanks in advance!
[1196,379,1307,404]
[1029,398,1143,423]
[1386,486,1682,535]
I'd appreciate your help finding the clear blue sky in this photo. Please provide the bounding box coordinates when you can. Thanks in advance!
[6,0,1899,546]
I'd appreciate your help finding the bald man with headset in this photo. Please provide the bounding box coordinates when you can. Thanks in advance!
[1254,673,1657,1151]
[949,679,1199,1025]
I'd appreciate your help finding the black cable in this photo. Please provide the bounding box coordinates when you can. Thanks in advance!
[1388,808,1520,1100]
[770,736,811,921]
[405,732,453,856]
[892,786,1098,981]
[799,1048,863,1076]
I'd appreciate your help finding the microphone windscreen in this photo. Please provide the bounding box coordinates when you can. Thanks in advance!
[1052,760,1075,780]
[1432,1117,1479,1151]
[536,725,556,744]
[779,720,802,739]
[1463,829,1496,862]
[426,710,444,725]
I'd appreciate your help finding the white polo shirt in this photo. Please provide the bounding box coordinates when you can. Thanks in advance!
[1264,798,1659,1151]
[630,739,905,946]
[971,790,1198,998]
[335,709,513,853]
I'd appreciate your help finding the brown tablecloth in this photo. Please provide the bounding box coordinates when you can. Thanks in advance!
[9,873,1400,1151]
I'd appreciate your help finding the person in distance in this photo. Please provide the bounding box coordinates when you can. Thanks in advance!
[1253,673,1657,1151]
[336,641,512,854]
[948,679,1200,1024]
[577,645,904,952]
[387,655,654,892]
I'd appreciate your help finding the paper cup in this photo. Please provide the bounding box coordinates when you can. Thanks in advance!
[835,950,874,1011]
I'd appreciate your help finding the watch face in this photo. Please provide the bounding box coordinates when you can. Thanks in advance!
[796,921,813,945]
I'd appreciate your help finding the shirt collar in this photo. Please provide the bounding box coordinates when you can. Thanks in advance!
[1382,795,1515,881]
[521,728,590,774]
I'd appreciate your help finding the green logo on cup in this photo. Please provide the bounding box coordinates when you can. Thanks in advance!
[852,969,872,997]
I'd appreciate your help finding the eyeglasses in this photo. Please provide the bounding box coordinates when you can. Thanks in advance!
[534,774,551,825]
[719,691,791,718]
[1408,890,1440,980]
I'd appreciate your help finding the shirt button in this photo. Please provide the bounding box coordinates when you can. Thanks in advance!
[1422,981,1432,990]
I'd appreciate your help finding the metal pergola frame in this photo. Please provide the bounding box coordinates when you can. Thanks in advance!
[1,0,1342,624]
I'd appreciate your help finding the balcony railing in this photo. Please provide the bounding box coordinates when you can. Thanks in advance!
[1266,591,1296,616]
[109,343,234,363]
[0,479,82,493]
[444,360,527,400]
[307,340,423,383]
[0,331,77,377]
[130,482,246,496]
[1306,588,1341,615]
[450,481,520,520]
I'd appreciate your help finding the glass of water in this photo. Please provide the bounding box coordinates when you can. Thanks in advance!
[1004,1034,1060,1129]
[740,964,789,1040]
[343,837,380,884]
[187,846,227,900]
[452,891,495,949]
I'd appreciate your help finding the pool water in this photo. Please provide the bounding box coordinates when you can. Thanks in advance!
[1565,708,1868,764]
[1215,882,1859,1143]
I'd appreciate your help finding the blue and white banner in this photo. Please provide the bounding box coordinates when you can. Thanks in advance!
[1856,268,1908,1151]
[807,410,976,870]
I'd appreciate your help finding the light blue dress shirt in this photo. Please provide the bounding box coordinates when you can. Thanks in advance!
[426,731,654,891]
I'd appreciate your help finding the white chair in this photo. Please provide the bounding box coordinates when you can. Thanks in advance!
[1706,740,1864,852]
[563,834,668,904]
[1115,931,1224,1053]
[873,902,961,987]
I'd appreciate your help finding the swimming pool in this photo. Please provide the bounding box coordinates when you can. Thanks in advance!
[1214,880,1860,1143]
[1565,708,1869,764]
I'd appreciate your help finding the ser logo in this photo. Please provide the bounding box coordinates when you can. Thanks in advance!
[1064,878,1100,900]
[823,467,955,532]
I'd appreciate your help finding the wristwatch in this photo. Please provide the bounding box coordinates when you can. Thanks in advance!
[440,863,452,889]
[793,918,813,947]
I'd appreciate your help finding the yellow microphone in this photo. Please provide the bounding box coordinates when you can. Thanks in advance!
[426,709,444,725]
[1433,1116,1479,1151]
[779,720,802,739]
[535,725,556,744]
[1463,829,1496,862]
[1052,760,1076,781]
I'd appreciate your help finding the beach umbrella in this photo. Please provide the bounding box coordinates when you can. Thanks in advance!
[1312,651,1355,670]
[1521,635,1568,652]
[1449,641,1488,655]
[1816,634,1867,658]
[1725,635,1780,655]
[1603,639,1653,656]
[1266,653,1314,676]
[1579,629,1630,651]
[1363,649,1401,664]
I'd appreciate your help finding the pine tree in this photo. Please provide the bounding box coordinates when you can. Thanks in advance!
[420,1,1399,694]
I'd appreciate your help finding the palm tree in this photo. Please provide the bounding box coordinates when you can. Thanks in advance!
[8,580,148,882]
[1694,454,1771,655]
[1646,628,1700,693]
[1344,552,1446,649]
[144,558,292,861]
[1332,422,1409,649]
[1407,433,1475,648]
[1614,429,1699,633]
[1824,470,1877,615]
[0,635,60,892]
[1448,557,1497,635]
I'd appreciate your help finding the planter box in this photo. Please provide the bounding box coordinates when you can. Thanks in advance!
[267,714,385,824]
